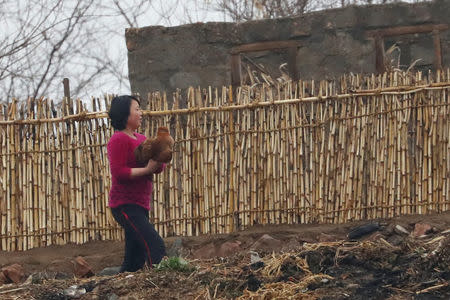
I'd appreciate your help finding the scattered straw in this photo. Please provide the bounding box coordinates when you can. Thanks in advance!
[238,274,333,300]
[262,253,311,278]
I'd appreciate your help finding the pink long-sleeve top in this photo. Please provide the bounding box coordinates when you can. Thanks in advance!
[107,131,165,210]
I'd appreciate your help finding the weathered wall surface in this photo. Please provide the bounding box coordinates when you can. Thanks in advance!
[126,0,450,103]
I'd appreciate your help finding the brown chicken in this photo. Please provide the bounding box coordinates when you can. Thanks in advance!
[134,126,175,165]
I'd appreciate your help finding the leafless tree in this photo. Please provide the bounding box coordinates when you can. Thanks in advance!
[211,0,311,22]
[0,0,167,103]
[1,1,94,101]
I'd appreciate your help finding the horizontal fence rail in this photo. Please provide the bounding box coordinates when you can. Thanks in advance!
[0,70,449,251]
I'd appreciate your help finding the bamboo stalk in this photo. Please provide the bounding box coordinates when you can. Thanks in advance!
[8,100,16,251]
[218,88,225,233]
[37,100,45,247]
[1,104,7,250]
[228,87,236,232]
[42,100,51,247]
[16,103,25,250]
[212,89,219,233]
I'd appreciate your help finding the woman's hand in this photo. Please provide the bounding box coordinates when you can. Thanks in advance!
[146,159,163,174]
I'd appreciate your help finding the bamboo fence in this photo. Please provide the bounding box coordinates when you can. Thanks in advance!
[0,70,449,251]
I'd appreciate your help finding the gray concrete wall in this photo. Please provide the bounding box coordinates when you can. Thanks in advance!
[126,0,450,104]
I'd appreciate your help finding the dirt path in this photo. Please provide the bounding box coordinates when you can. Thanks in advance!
[1,211,450,274]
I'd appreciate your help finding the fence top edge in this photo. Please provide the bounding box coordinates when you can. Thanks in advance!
[1,82,450,125]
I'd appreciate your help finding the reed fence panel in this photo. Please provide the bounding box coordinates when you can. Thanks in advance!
[0,70,449,250]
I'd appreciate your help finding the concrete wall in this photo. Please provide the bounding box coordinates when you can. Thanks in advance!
[126,0,450,104]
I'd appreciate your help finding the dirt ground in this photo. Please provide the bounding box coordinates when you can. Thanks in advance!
[1,211,449,299]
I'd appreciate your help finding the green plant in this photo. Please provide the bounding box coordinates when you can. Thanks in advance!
[155,257,195,273]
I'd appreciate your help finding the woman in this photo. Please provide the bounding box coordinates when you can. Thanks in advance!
[107,95,166,272]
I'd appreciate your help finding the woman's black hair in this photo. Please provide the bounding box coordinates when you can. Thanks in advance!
[108,95,140,130]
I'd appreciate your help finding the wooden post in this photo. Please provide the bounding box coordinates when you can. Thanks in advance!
[432,30,442,70]
[287,47,299,82]
[63,78,70,99]
[375,35,385,74]
[366,24,448,38]
[231,54,241,90]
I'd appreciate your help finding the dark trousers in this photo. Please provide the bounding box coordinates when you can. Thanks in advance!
[111,204,166,272]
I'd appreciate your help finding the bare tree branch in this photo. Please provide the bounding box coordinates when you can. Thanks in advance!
[211,0,417,22]
[32,0,94,99]
[0,0,155,102]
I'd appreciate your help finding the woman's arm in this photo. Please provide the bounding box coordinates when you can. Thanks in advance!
[108,135,162,180]
[129,160,162,178]
[108,136,132,180]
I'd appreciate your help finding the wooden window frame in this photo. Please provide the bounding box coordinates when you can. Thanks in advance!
[366,24,449,73]
[230,41,301,88]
